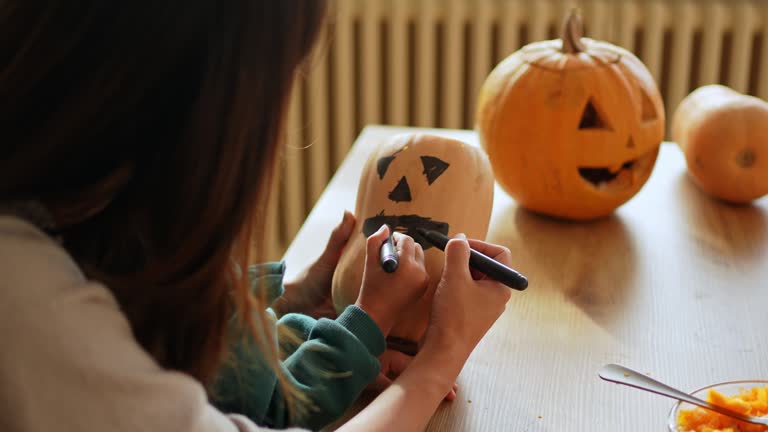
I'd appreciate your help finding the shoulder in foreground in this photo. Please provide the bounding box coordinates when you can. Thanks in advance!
[0,216,87,306]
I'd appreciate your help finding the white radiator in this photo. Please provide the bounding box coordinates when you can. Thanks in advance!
[265,0,768,260]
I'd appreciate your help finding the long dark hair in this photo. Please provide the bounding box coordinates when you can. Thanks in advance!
[0,0,326,387]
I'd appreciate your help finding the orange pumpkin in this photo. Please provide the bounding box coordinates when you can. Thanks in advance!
[331,133,495,353]
[475,10,665,220]
[672,84,768,203]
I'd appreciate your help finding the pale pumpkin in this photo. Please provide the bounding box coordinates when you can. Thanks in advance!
[331,133,495,353]
[672,84,768,203]
[475,9,665,220]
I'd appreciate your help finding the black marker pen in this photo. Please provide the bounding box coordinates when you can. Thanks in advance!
[380,226,398,273]
[415,228,528,290]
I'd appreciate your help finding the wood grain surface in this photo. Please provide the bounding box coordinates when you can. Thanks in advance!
[282,125,768,431]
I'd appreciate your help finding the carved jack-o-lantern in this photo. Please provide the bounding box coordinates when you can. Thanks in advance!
[475,10,665,220]
[332,133,495,353]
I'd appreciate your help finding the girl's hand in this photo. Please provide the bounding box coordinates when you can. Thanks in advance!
[355,225,429,336]
[337,236,509,432]
[276,211,356,318]
[366,349,458,401]
[423,234,513,359]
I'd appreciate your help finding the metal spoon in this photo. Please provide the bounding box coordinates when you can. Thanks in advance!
[598,364,768,426]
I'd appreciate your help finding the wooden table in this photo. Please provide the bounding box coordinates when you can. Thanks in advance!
[283,125,768,431]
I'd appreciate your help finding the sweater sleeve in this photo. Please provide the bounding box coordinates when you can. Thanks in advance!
[0,216,297,432]
[211,263,385,431]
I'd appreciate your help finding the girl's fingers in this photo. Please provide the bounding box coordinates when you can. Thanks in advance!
[469,267,487,281]
[443,236,471,278]
[314,211,357,271]
[466,238,512,265]
[414,241,425,265]
[329,211,356,250]
[383,350,413,378]
[393,232,415,259]
[368,373,392,394]
[365,224,390,267]
[445,389,457,401]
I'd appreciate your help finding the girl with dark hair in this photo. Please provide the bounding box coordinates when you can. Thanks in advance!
[0,1,513,431]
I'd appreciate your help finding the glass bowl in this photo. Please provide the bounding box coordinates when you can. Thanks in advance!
[667,380,768,431]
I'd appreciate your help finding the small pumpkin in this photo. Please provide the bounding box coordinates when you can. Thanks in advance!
[475,9,665,220]
[672,84,768,203]
[331,133,495,353]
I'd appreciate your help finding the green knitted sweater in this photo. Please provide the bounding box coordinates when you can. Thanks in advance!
[210,262,385,431]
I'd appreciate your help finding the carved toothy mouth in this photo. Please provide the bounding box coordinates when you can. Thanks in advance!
[579,161,635,185]
[362,213,449,249]
[577,149,657,193]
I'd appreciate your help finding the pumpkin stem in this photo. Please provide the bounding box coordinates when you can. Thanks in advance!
[736,149,756,168]
[562,8,586,54]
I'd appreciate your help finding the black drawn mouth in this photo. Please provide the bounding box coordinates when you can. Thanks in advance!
[576,147,658,193]
[578,160,636,188]
[363,213,449,250]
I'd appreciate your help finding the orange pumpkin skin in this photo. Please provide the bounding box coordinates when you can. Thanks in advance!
[672,85,768,203]
[331,133,494,350]
[475,12,665,220]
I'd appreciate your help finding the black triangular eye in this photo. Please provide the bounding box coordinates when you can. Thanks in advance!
[389,176,412,202]
[420,156,450,185]
[377,156,396,179]
[641,90,657,122]
[579,99,612,130]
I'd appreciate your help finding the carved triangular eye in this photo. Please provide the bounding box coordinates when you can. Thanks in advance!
[389,176,412,202]
[579,99,612,130]
[641,90,657,122]
[377,156,396,179]
[420,156,450,185]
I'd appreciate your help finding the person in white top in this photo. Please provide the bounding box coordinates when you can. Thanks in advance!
[0,1,515,431]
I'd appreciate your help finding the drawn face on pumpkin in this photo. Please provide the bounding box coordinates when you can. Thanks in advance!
[564,62,662,195]
[361,147,452,248]
[477,36,665,220]
[332,134,495,353]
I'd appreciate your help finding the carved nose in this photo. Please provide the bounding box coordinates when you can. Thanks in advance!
[627,136,635,149]
[389,176,412,202]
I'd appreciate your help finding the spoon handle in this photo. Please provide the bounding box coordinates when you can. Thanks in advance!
[598,364,765,425]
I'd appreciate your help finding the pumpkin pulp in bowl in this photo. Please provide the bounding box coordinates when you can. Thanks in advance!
[668,381,768,432]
